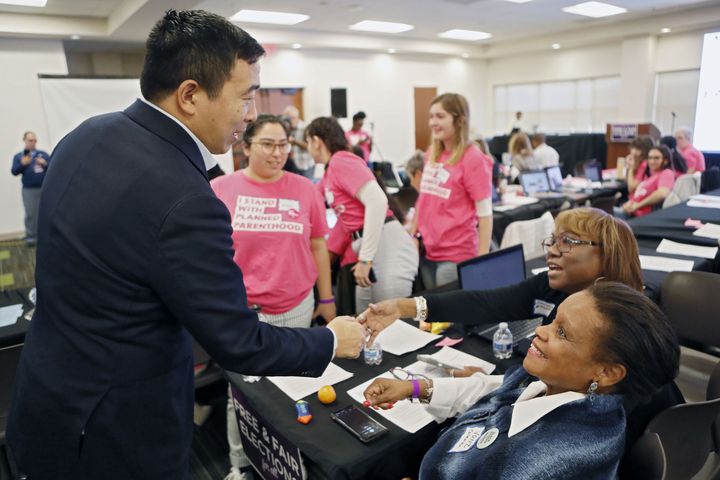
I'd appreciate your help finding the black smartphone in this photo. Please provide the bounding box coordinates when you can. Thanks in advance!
[369,267,377,284]
[330,405,388,443]
[23,149,30,156]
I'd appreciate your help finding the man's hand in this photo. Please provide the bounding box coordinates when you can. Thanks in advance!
[326,316,365,358]
[36,156,47,167]
[363,378,412,408]
[358,299,402,346]
[21,154,31,166]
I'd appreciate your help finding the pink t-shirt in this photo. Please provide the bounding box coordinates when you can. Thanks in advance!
[416,144,493,263]
[630,168,676,217]
[345,129,371,161]
[681,145,706,172]
[634,160,648,182]
[318,150,392,233]
[326,222,357,267]
[211,171,328,314]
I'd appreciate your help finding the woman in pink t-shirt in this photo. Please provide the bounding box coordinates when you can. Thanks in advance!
[307,117,418,313]
[414,93,494,288]
[624,135,654,194]
[211,115,335,479]
[617,145,676,218]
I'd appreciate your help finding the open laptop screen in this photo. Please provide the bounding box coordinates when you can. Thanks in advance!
[457,244,526,291]
[584,162,603,182]
[545,166,563,191]
[519,171,550,195]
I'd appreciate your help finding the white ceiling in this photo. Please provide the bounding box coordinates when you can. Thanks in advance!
[1,0,719,57]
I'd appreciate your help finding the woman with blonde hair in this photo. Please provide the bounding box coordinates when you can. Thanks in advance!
[508,131,541,171]
[414,93,494,288]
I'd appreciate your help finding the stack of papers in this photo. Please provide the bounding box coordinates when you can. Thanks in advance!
[656,238,718,259]
[694,223,720,240]
[346,347,495,433]
[374,320,441,355]
[267,362,354,401]
[687,194,720,209]
[639,255,694,273]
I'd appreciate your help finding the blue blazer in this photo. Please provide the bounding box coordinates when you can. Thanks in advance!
[7,100,334,479]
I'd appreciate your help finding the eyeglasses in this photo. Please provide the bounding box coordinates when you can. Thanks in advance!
[251,141,292,155]
[389,367,429,382]
[541,234,600,254]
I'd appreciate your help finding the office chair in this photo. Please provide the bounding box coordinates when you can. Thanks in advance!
[623,432,667,480]
[661,271,720,350]
[590,194,618,214]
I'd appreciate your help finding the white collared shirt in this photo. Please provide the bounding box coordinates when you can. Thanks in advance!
[428,374,585,437]
[138,97,217,171]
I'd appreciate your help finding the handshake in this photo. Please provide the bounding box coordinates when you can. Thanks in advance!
[326,299,407,358]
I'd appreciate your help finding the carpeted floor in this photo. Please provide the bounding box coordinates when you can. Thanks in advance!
[0,240,36,291]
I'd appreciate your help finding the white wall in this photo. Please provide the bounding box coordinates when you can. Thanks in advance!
[0,38,67,236]
[258,49,487,163]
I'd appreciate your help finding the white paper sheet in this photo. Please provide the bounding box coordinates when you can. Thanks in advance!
[687,194,720,209]
[266,362,354,401]
[374,320,441,355]
[656,238,718,259]
[639,255,694,273]
[694,223,720,240]
[346,348,496,433]
[346,372,435,433]
[0,304,22,328]
[531,267,549,275]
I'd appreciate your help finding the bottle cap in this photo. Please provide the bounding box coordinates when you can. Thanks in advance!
[499,322,508,329]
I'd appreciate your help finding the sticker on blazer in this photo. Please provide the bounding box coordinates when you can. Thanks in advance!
[476,427,499,449]
[448,427,485,453]
[533,299,555,317]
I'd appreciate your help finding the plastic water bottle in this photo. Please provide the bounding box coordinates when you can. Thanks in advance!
[364,341,383,365]
[493,322,513,360]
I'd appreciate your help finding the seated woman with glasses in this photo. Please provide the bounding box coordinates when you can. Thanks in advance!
[616,145,677,219]
[210,114,334,480]
[364,282,680,480]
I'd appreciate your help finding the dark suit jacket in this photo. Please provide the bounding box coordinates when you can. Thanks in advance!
[7,100,334,479]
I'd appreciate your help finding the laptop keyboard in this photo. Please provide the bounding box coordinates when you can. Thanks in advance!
[472,318,543,346]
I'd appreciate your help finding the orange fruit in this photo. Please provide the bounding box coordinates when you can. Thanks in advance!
[317,385,336,404]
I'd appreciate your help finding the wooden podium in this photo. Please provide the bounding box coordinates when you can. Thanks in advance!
[605,123,661,168]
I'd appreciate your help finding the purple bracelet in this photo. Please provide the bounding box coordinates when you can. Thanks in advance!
[411,379,421,399]
[318,297,335,305]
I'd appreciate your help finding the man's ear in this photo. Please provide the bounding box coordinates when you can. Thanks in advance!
[176,80,202,116]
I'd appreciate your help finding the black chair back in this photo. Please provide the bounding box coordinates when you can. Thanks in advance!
[0,343,23,444]
[661,272,720,349]
[701,166,720,193]
[624,432,667,480]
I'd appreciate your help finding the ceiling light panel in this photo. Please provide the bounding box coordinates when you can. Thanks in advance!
[562,2,627,18]
[438,29,492,41]
[229,9,309,25]
[349,20,414,33]
[0,0,47,5]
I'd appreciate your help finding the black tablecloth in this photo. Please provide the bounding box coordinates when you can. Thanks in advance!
[228,326,519,480]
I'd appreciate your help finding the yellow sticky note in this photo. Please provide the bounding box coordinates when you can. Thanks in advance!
[0,273,14,288]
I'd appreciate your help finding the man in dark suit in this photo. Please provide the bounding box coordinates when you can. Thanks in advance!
[7,10,364,479]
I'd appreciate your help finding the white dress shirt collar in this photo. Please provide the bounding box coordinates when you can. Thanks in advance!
[139,97,217,171]
[508,381,585,437]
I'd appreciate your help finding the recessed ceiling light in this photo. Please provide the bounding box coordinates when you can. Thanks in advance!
[461,52,470,58]
[229,9,309,25]
[349,20,414,33]
[660,27,672,34]
[562,1,627,18]
[0,0,47,6]
[504,0,533,3]
[70,34,81,40]
[552,43,561,49]
[291,43,302,49]
[387,48,396,53]
[438,29,492,41]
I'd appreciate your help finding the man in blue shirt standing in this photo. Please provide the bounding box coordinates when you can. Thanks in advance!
[11,131,50,245]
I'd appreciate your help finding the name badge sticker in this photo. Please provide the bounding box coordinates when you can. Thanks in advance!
[448,427,485,453]
[476,427,499,449]
[436,166,451,184]
[533,299,555,317]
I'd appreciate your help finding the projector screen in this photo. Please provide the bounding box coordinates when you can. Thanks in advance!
[38,77,233,170]
[693,32,720,152]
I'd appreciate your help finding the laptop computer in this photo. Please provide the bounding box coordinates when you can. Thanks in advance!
[457,245,542,346]
[545,165,564,192]
[584,161,603,183]
[519,170,564,198]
